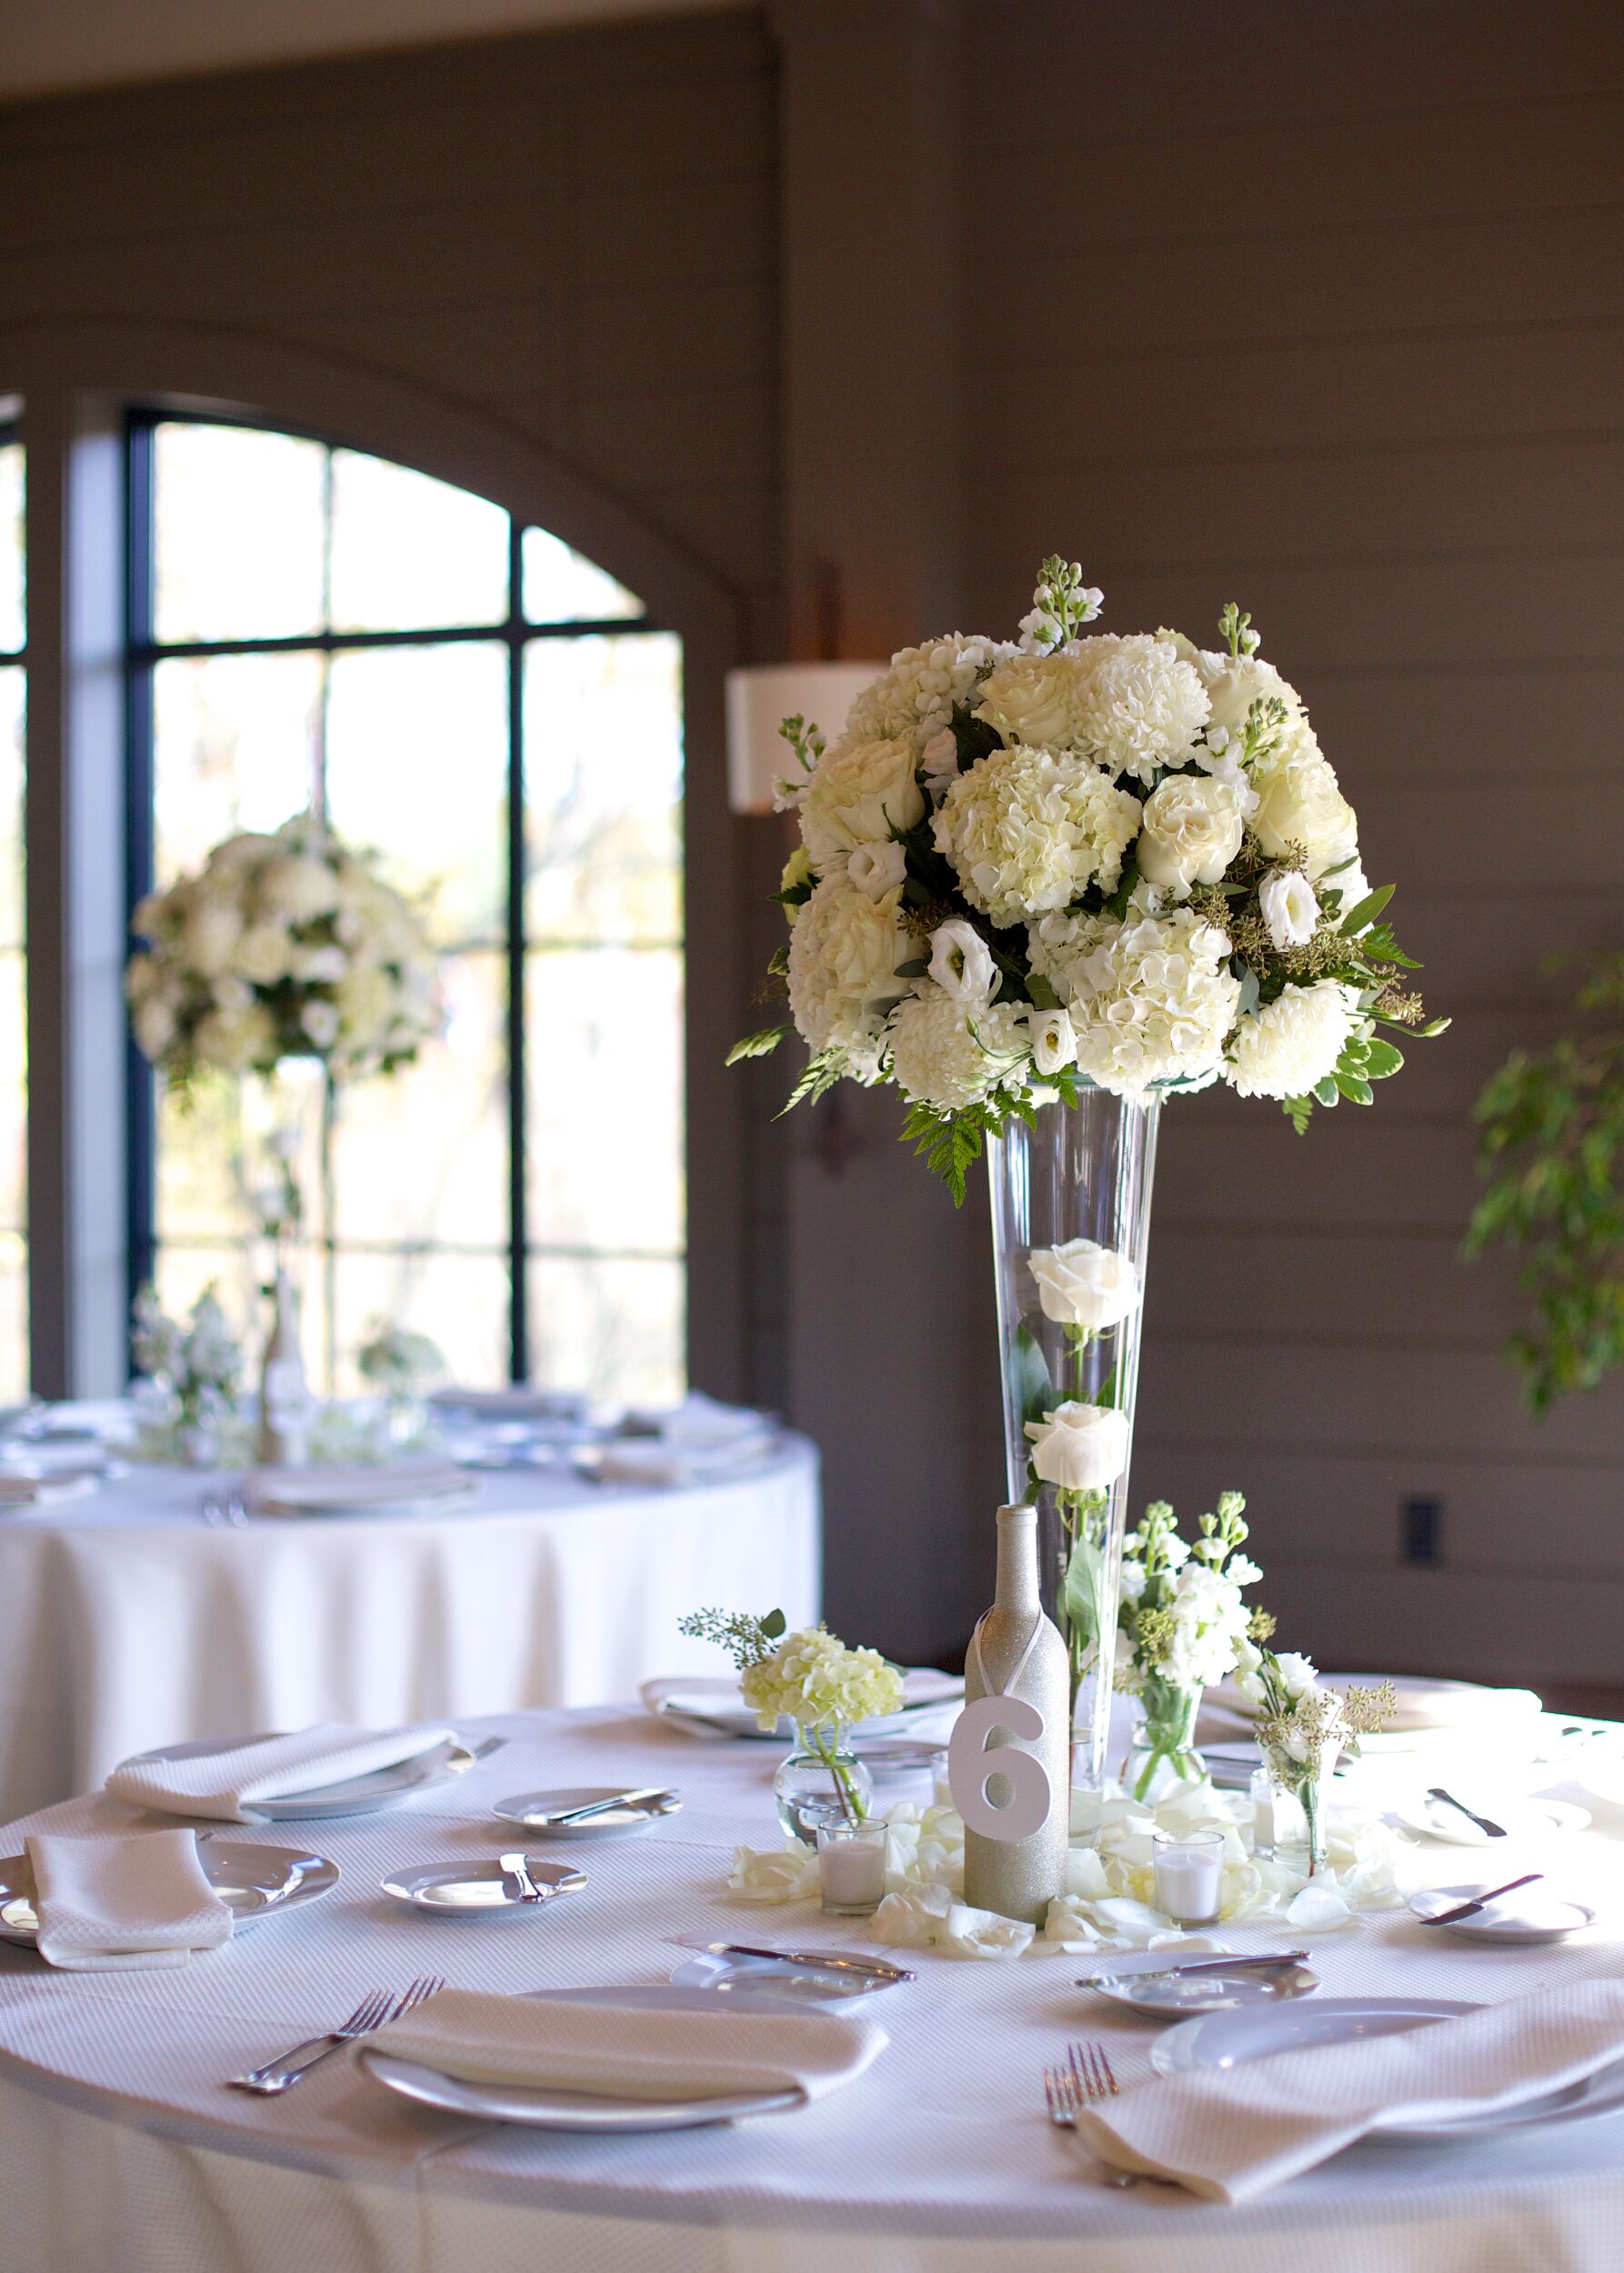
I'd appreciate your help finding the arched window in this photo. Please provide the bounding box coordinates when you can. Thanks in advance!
[126,415,685,1401]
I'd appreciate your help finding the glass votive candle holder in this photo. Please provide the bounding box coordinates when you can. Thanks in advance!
[817,1817,888,1915]
[1152,1827,1224,1926]
[1248,1766,1276,1858]
[930,1747,954,1809]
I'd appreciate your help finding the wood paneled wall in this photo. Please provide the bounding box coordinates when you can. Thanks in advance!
[960,0,1624,1686]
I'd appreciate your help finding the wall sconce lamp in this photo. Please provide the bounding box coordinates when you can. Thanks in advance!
[723,662,887,814]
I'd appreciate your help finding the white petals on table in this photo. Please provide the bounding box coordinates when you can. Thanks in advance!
[869,1884,1035,1959]
[727,1845,821,1902]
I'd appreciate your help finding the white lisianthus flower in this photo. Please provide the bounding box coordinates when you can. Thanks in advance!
[1249,723,1358,878]
[1028,1237,1141,1331]
[932,745,1141,926]
[1273,1652,1319,1699]
[301,1000,342,1051]
[887,986,1025,1111]
[799,735,925,875]
[927,918,996,1008]
[917,726,962,803]
[846,634,1016,756]
[260,853,342,922]
[787,875,914,1063]
[1028,1004,1077,1076]
[1227,980,1355,1101]
[1037,908,1242,1101]
[1135,774,1245,896]
[1024,1400,1130,1493]
[847,839,908,902]
[1258,869,1319,951]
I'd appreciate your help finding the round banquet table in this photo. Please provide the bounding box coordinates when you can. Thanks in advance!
[1,1705,1623,2273]
[0,1441,820,1822]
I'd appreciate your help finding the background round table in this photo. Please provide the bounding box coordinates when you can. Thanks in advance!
[0,1701,1622,2273]
[0,1440,820,1820]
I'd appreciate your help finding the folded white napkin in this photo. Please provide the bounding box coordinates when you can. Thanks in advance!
[373,1986,887,2103]
[1075,1978,1624,2201]
[248,1460,471,1516]
[25,1829,232,1971]
[597,1433,776,1489]
[105,1721,456,1823]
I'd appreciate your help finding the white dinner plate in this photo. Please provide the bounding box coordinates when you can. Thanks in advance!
[1407,1882,1599,1944]
[1394,1793,1591,1847]
[493,1787,682,1837]
[0,1839,337,1944]
[429,1387,587,1426]
[642,1670,962,1742]
[362,1984,813,2129]
[1086,1962,1319,2018]
[670,1949,907,2002]
[128,1735,476,1820]
[380,1857,587,1916]
[1208,1674,1544,1738]
[250,1464,475,1518]
[1151,1996,1624,2141]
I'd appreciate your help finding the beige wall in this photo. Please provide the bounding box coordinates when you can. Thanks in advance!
[3,0,1621,1686]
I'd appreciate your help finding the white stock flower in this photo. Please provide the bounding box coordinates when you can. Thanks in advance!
[799,735,924,875]
[787,876,914,1061]
[847,839,908,902]
[1227,980,1355,1101]
[1249,722,1358,878]
[1258,869,1319,950]
[1024,1401,1130,1493]
[1028,1238,1141,1331]
[260,854,341,922]
[932,745,1141,926]
[846,635,1015,756]
[887,986,1025,1111]
[1135,774,1245,896]
[927,919,995,1008]
[1027,1004,1077,1076]
[1036,907,1241,1102]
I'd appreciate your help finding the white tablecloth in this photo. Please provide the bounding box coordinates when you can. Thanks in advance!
[0,1444,820,1820]
[1,1702,1622,2273]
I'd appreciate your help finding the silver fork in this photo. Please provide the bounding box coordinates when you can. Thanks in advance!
[1044,2041,1148,2190]
[229,1973,444,2095]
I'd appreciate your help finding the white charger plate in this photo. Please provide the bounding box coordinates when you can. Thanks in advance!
[380,1857,587,1916]
[1152,1997,1624,2141]
[0,1839,337,1944]
[494,1787,681,1837]
[1394,1794,1590,1847]
[127,1735,475,1820]
[362,1984,812,2129]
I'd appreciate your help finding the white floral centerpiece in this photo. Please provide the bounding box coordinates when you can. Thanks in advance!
[1235,1645,1395,1875]
[130,1284,247,1466]
[125,815,438,1086]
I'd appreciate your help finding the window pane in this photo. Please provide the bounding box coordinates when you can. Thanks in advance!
[0,1233,25,1402]
[154,1074,252,1249]
[329,450,508,633]
[528,1255,684,1406]
[0,668,22,948]
[524,633,682,943]
[153,652,319,885]
[522,527,642,624]
[527,946,683,1256]
[154,424,325,644]
[325,642,507,947]
[0,952,25,1235]
[331,1247,510,1394]
[0,441,22,654]
[154,1243,261,1352]
[329,952,506,1247]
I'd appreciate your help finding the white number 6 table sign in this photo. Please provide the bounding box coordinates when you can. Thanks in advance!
[947,1614,1055,1841]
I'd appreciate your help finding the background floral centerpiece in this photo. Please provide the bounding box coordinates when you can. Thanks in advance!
[130,1285,246,1467]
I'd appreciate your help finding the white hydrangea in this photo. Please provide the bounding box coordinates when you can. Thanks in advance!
[931,745,1142,926]
[740,1626,905,1733]
[978,634,1208,786]
[1227,980,1357,1101]
[1035,907,1241,1101]
[797,734,924,876]
[786,874,915,1070]
[886,984,1026,1111]
[845,634,1016,756]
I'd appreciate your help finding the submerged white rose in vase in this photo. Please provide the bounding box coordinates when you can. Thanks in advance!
[1025,1401,1130,1494]
[1028,1237,1141,1332]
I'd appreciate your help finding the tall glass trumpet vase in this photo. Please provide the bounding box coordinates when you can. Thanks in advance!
[987,1089,1160,1797]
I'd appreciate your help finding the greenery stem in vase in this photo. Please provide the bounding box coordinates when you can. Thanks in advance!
[1237,1644,1394,1878]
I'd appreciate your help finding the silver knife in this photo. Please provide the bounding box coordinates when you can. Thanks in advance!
[542,1786,675,1826]
[497,1850,549,1903]
[679,1938,916,1980]
[1417,1872,1541,1926]
[1079,1950,1308,1986]
[1425,1786,1506,1838]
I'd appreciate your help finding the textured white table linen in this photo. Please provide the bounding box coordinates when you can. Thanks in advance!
[374,1984,887,2099]
[25,1828,231,1971]
[1076,1977,1624,2201]
[1,1702,1623,2273]
[105,1722,458,1823]
[0,1437,819,1820]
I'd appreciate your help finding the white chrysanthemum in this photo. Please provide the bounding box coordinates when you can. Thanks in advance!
[1037,907,1240,1101]
[931,745,1142,926]
[1227,980,1356,1100]
[799,734,925,875]
[986,633,1207,786]
[886,985,1026,1111]
[845,634,1016,756]
[786,875,914,1067]
[1248,720,1358,878]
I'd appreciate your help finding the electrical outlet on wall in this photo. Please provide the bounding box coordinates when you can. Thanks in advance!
[1400,1497,1444,1566]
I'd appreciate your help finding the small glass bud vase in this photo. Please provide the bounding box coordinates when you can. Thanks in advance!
[1121,1682,1206,1806]
[773,1722,874,1847]
[1264,1748,1338,1877]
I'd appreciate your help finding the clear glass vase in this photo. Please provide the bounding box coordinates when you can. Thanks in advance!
[1263,1750,1337,1876]
[1122,1681,1206,1806]
[987,1088,1160,1796]
[773,1723,875,1847]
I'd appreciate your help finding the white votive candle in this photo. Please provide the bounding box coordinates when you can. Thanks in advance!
[1153,1828,1224,1926]
[817,1817,887,1915]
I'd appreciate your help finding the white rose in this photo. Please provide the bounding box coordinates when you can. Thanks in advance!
[1024,1400,1130,1493]
[260,854,342,922]
[974,651,1083,747]
[1227,980,1355,1101]
[1274,1652,1319,1699]
[787,876,914,1061]
[1028,1238,1141,1332]
[1027,1005,1077,1076]
[234,922,294,986]
[847,839,907,902]
[1249,724,1357,878]
[927,919,996,1009]
[1166,638,1303,738]
[301,1000,341,1050]
[183,898,242,977]
[1135,774,1244,896]
[1258,869,1319,950]
[799,735,925,874]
